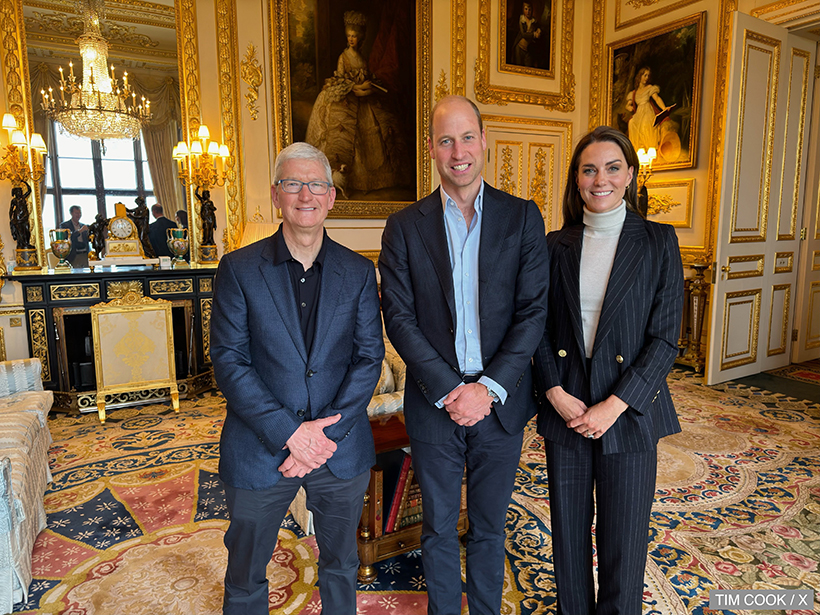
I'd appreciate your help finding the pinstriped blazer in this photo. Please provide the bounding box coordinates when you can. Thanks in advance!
[533,211,684,454]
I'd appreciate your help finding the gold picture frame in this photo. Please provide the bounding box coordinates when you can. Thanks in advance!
[499,0,556,78]
[270,0,432,219]
[606,12,706,171]
[475,0,575,111]
[90,292,179,423]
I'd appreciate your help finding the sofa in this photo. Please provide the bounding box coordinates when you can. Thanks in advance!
[0,359,53,612]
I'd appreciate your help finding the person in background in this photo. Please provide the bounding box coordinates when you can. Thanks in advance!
[59,205,90,268]
[148,204,178,258]
[211,142,383,615]
[175,209,188,228]
[533,125,684,615]
[379,95,549,615]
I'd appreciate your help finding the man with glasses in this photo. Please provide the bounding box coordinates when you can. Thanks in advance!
[211,142,384,615]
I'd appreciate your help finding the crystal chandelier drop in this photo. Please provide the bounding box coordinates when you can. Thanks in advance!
[41,0,151,142]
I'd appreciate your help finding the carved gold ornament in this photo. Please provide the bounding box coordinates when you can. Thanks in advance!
[199,278,213,293]
[50,283,101,301]
[201,297,212,363]
[107,280,144,299]
[435,69,449,102]
[24,10,159,47]
[27,287,44,303]
[241,43,263,121]
[499,146,515,196]
[150,279,194,295]
[529,148,548,213]
[28,308,51,381]
[626,0,661,7]
[647,194,681,216]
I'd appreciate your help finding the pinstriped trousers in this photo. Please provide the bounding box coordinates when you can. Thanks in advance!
[544,438,657,615]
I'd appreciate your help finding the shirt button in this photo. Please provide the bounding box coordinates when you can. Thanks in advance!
[468,329,472,334]
[468,358,473,363]
[297,409,306,417]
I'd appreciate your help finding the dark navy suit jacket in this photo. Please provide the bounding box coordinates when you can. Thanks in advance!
[211,232,384,490]
[379,183,549,444]
[534,211,684,453]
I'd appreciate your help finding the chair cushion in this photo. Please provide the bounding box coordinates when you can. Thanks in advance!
[0,360,43,397]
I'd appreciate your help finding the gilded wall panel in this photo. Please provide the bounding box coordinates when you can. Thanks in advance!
[766,283,790,356]
[720,288,761,370]
[615,0,702,30]
[807,281,820,349]
[215,0,246,252]
[644,179,694,228]
[28,308,50,380]
[201,297,212,363]
[729,32,780,244]
[776,47,810,241]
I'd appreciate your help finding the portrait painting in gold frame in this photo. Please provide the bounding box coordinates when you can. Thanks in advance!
[271,0,431,219]
[500,0,556,78]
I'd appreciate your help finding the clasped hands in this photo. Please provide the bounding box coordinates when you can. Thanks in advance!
[545,386,627,440]
[443,382,494,427]
[278,414,341,478]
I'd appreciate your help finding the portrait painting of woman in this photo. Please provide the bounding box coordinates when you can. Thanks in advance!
[286,2,417,204]
[607,13,705,170]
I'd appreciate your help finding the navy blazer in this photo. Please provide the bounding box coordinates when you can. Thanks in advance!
[379,183,549,444]
[211,232,384,490]
[533,211,684,454]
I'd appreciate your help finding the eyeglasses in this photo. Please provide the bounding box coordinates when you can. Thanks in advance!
[276,179,332,195]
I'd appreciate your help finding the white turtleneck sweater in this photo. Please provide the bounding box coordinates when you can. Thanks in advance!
[580,200,626,358]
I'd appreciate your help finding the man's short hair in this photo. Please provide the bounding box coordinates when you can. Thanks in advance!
[273,142,333,185]
[428,95,484,141]
[69,205,81,215]
[151,204,164,216]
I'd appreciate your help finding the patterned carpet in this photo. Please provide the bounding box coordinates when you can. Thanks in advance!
[766,359,820,386]
[11,369,820,614]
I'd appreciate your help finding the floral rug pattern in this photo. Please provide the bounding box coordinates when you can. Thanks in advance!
[12,370,820,614]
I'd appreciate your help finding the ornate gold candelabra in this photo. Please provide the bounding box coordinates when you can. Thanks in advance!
[635,147,656,218]
[1,113,48,273]
[173,125,230,265]
[172,125,231,191]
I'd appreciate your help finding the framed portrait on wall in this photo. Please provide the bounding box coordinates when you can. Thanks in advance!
[500,0,555,77]
[272,0,431,218]
[606,12,705,171]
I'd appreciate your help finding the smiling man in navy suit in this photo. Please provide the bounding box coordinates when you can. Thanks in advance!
[211,142,384,615]
[379,96,549,615]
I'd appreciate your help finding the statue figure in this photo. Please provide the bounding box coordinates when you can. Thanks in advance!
[88,213,108,259]
[9,181,33,249]
[126,196,156,258]
[196,187,217,246]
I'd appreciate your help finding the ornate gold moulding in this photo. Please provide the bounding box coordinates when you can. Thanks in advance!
[52,369,215,413]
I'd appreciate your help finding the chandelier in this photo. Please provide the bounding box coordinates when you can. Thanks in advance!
[40,0,151,142]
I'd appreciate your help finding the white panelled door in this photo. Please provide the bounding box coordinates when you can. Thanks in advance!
[706,12,815,385]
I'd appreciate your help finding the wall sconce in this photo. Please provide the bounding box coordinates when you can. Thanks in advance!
[0,113,47,185]
[172,124,231,191]
[1,112,48,273]
[636,147,656,218]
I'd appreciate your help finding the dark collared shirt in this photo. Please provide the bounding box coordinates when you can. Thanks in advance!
[271,226,328,355]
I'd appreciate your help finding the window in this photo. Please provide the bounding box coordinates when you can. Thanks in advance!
[43,121,154,231]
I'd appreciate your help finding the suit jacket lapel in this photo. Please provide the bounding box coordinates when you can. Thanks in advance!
[309,241,344,363]
[260,238,308,362]
[416,191,456,325]
[592,212,647,354]
[557,226,586,361]
[478,186,512,291]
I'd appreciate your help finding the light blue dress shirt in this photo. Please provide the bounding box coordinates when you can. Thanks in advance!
[436,183,508,407]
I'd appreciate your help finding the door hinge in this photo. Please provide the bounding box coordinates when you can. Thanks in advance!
[792,329,799,342]
[800,227,808,240]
